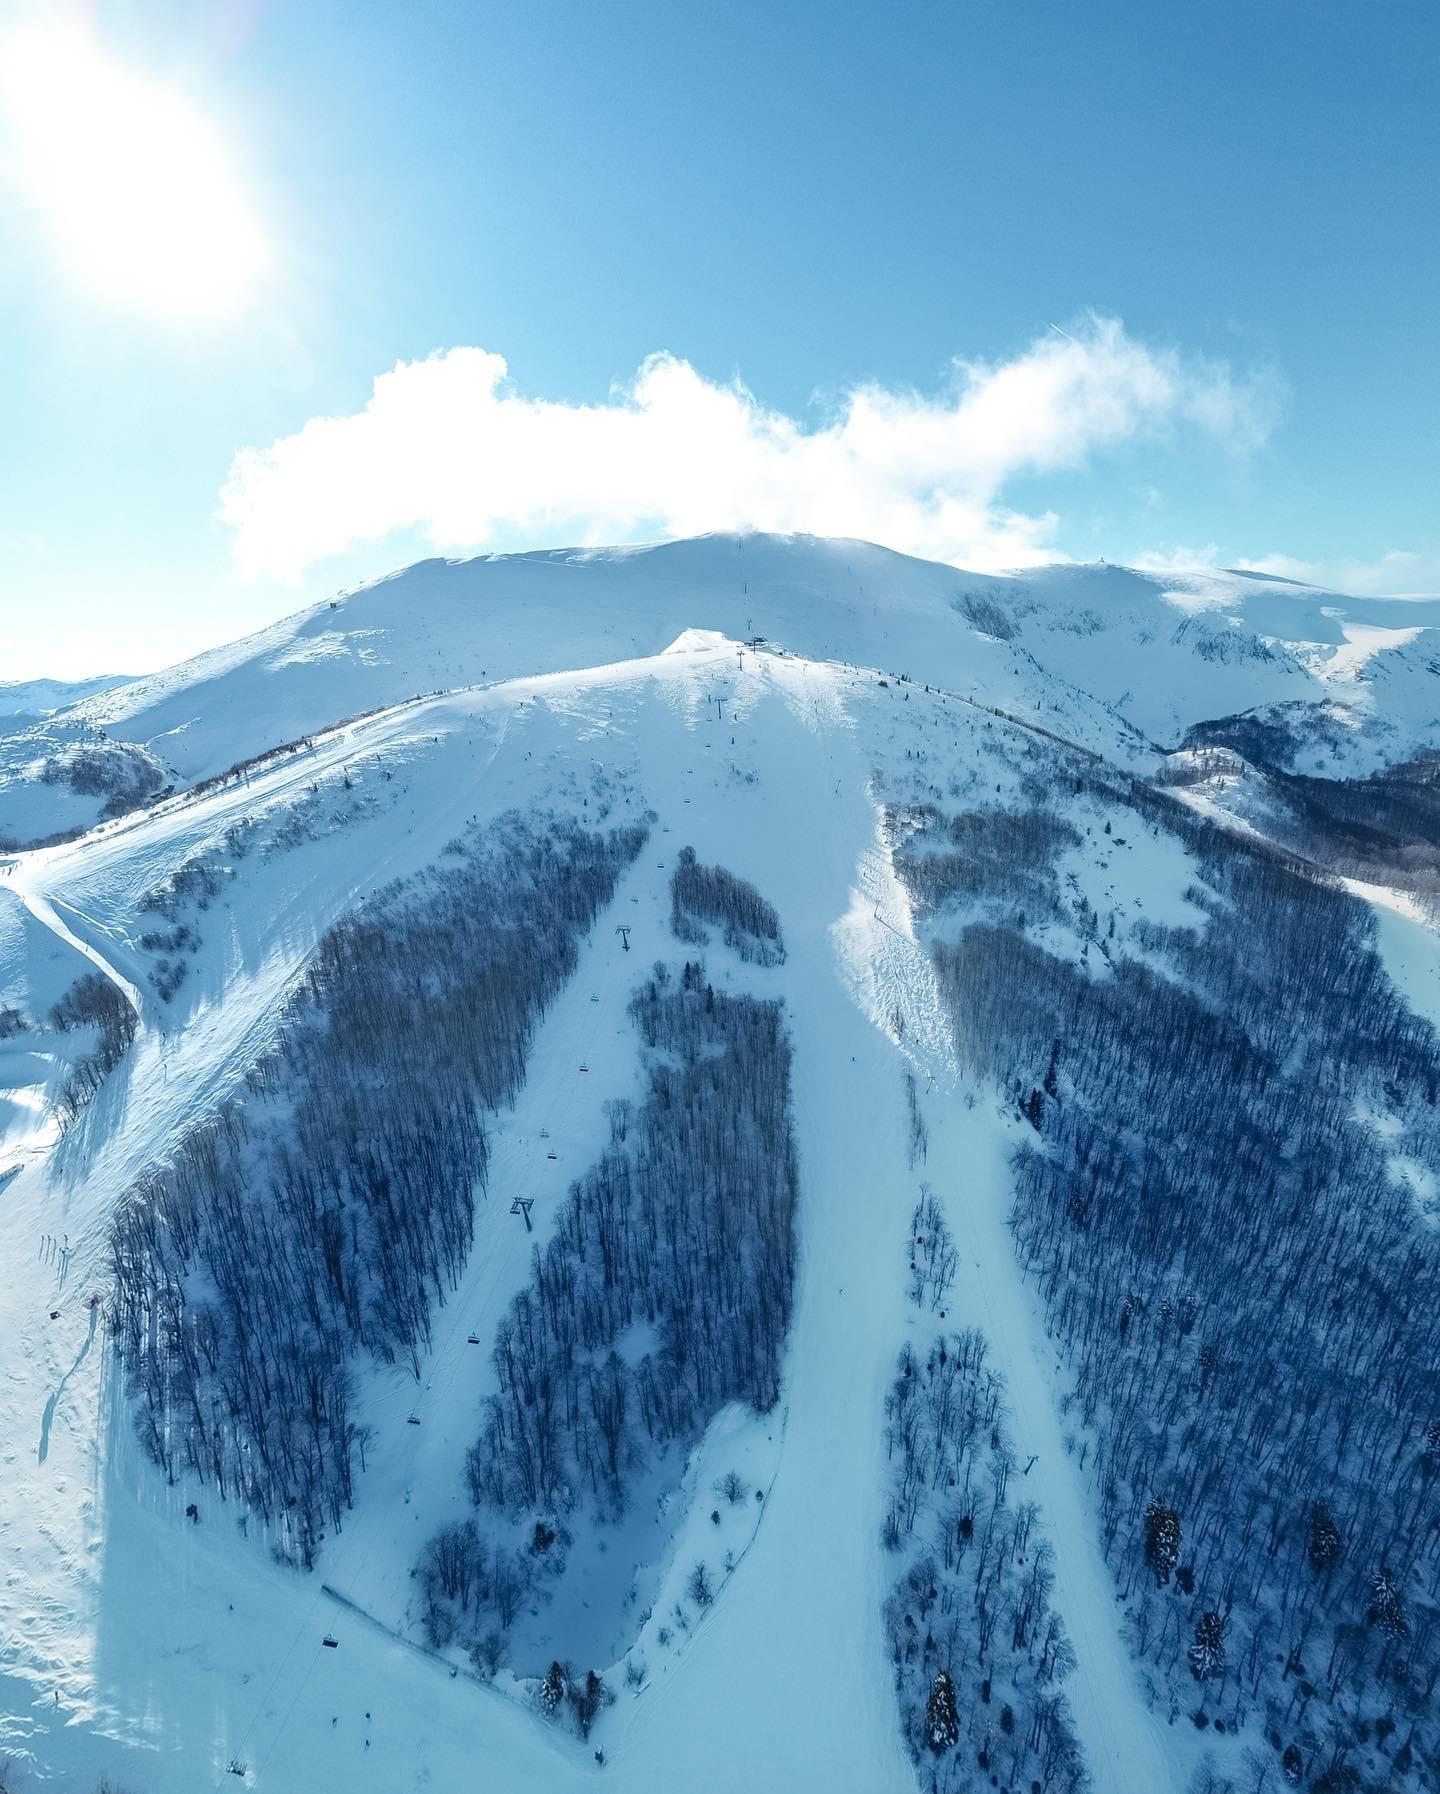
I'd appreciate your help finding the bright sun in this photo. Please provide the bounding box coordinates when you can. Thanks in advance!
[0,23,267,322]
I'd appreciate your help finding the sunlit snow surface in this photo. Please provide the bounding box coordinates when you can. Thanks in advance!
[6,534,1440,848]
[1,534,1437,1793]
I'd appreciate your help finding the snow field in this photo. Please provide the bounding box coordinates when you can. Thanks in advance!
[4,606,1437,1793]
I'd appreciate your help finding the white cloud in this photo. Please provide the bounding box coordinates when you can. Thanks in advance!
[219,316,1281,581]
[1131,544,1226,575]
[1136,545,1440,597]
[1231,549,1440,597]
[0,19,267,321]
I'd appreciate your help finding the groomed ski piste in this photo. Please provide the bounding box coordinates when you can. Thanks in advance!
[3,537,1440,1794]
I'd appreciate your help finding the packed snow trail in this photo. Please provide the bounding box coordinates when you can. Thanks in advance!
[829,777,1184,1794]
[5,873,143,1022]
[930,1100,1182,1791]
[311,841,663,1636]
[1,637,1201,1792]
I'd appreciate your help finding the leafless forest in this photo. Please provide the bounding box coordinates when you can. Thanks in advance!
[893,744,1440,1794]
[108,813,645,1564]
[418,863,797,1689]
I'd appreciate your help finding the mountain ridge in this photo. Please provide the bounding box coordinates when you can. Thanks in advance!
[5,533,1440,856]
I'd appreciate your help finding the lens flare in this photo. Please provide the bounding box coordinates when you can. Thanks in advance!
[0,23,267,321]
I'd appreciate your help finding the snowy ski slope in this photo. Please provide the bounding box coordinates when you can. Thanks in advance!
[2,535,1439,1794]
[6,532,1440,849]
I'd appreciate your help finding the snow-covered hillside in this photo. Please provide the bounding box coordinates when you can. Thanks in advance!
[3,535,1440,1794]
[0,679,134,722]
[5,534,1439,850]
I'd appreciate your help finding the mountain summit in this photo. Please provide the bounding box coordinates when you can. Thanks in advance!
[6,534,1439,854]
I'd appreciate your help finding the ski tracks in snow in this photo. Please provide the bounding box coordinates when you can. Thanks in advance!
[834,802,1182,1794]
[1,642,1182,1792]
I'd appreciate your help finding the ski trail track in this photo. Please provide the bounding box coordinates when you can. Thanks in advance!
[318,840,663,1629]
[850,805,1184,1794]
[2,639,1180,1792]
[0,692,522,1769]
[4,883,143,1022]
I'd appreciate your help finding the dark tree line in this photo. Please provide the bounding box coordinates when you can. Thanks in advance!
[1177,717,1440,900]
[889,803,1080,925]
[40,736,167,818]
[884,1328,1088,1794]
[670,846,785,965]
[134,780,392,1002]
[895,767,1440,1793]
[108,812,645,1565]
[419,954,798,1666]
[48,972,139,1127]
[180,692,429,803]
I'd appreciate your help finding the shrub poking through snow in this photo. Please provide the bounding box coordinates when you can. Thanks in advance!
[1188,1611,1226,1683]
[1306,1504,1342,1575]
[540,1660,567,1717]
[925,1669,959,1752]
[570,1668,606,1739]
[715,1469,747,1507]
[687,1561,713,1609]
[1144,1501,1182,1590]
[1368,1567,1408,1641]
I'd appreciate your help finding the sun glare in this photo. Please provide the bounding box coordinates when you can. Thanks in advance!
[0,23,267,321]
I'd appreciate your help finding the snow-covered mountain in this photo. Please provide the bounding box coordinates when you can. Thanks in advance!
[3,534,1439,1794]
[0,676,135,721]
[5,534,1440,853]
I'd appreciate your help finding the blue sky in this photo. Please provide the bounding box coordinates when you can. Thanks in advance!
[3,0,1438,678]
